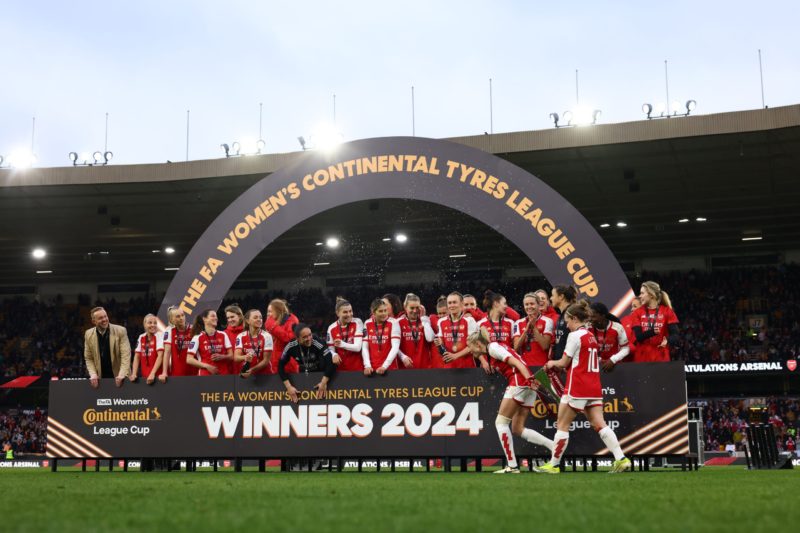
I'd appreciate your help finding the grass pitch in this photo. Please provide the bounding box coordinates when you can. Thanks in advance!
[1,467,795,532]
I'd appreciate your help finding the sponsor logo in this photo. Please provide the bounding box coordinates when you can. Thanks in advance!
[83,407,162,426]
[788,360,797,372]
[96,399,112,406]
[530,397,634,419]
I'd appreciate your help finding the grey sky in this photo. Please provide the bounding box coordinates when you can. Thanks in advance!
[1,0,797,168]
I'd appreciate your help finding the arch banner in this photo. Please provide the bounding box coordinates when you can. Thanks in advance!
[158,137,633,323]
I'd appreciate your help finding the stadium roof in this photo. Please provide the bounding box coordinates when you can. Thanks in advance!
[1,104,799,285]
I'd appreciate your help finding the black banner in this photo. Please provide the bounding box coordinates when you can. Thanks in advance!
[48,363,688,459]
[157,137,635,326]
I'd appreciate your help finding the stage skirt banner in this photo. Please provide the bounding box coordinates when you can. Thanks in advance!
[47,362,688,459]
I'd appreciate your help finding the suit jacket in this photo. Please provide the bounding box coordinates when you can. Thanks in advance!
[84,324,132,379]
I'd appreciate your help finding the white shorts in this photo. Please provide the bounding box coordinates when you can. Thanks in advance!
[561,395,603,412]
[503,386,537,408]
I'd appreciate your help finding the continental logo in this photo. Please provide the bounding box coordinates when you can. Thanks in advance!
[83,407,162,425]
[531,397,635,418]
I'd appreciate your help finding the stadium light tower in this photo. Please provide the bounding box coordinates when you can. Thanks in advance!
[69,151,112,166]
[221,138,266,158]
[550,107,601,128]
[642,100,697,119]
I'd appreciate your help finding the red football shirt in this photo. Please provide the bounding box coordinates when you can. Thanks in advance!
[188,331,233,376]
[327,318,364,372]
[513,315,554,366]
[629,305,679,362]
[436,314,478,369]
[397,316,434,369]
[235,330,274,374]
[135,333,164,378]
[563,328,602,399]
[476,316,516,348]
[362,317,401,369]
[163,325,193,377]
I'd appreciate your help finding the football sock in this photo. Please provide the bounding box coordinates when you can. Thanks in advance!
[551,430,569,466]
[495,415,517,468]
[599,427,625,461]
[521,428,554,452]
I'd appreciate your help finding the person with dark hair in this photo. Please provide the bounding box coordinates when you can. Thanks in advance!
[588,302,630,372]
[280,323,336,403]
[428,296,449,369]
[362,298,401,375]
[535,301,631,474]
[476,290,516,348]
[265,299,300,374]
[434,292,478,368]
[83,306,131,388]
[382,293,404,319]
[234,309,274,377]
[550,285,578,360]
[186,309,233,376]
[222,305,245,375]
[326,298,364,372]
[629,281,679,362]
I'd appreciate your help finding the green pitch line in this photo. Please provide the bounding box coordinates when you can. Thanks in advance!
[0,467,796,532]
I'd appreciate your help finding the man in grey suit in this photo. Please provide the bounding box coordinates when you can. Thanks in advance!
[84,307,131,388]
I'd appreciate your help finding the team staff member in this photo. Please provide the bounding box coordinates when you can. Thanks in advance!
[326,298,364,372]
[265,299,300,374]
[222,305,245,375]
[235,309,274,377]
[619,297,641,362]
[476,290,516,347]
[588,302,630,371]
[629,281,679,362]
[397,293,435,369]
[435,292,479,368]
[513,292,554,367]
[535,302,631,474]
[130,314,164,385]
[467,330,554,474]
[362,299,402,375]
[280,324,336,403]
[84,306,131,388]
[161,306,194,381]
[186,310,233,375]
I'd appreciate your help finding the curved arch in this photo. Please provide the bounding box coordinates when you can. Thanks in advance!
[158,137,633,323]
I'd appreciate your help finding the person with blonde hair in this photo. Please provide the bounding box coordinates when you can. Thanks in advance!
[628,281,679,362]
[161,306,194,380]
[396,293,435,369]
[130,314,164,385]
[361,298,401,375]
[467,329,554,474]
[534,301,631,474]
[265,299,299,374]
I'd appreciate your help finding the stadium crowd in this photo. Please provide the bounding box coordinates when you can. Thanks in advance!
[692,397,799,454]
[0,407,47,455]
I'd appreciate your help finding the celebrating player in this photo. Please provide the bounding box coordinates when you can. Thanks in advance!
[160,306,193,381]
[234,309,274,377]
[186,309,233,376]
[397,293,435,369]
[434,292,479,368]
[513,292,554,367]
[534,302,631,474]
[221,305,245,374]
[467,330,554,474]
[629,281,679,362]
[362,298,401,375]
[619,297,641,362]
[130,314,164,384]
[588,302,630,372]
[476,290,516,347]
[326,297,364,372]
[265,299,300,373]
